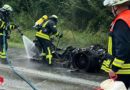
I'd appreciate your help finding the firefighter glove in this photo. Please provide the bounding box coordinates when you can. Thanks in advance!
[59,33,63,38]
[11,24,19,29]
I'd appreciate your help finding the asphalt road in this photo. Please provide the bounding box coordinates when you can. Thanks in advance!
[0,48,128,90]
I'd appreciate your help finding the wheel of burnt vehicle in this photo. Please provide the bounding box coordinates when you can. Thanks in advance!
[72,51,90,69]
[72,50,100,72]
[85,54,99,72]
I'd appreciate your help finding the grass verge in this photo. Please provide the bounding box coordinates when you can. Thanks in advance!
[8,29,108,49]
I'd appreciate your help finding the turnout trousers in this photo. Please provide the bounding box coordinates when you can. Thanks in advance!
[0,35,8,60]
[36,37,53,65]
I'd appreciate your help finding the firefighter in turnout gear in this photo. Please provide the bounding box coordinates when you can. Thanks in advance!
[0,4,18,62]
[101,0,130,89]
[36,15,63,65]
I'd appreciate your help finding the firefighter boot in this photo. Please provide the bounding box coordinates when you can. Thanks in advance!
[46,57,53,66]
[1,52,8,64]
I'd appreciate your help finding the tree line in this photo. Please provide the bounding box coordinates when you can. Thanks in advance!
[0,0,114,32]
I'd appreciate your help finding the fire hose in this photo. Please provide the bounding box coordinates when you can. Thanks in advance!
[17,28,24,36]
[3,27,37,90]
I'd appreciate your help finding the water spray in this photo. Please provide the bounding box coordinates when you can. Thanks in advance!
[3,28,37,90]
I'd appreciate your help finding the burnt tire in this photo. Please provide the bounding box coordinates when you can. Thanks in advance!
[85,55,99,72]
[72,51,99,72]
[72,52,89,69]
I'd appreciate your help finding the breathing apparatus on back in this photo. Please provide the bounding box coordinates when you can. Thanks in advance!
[33,15,48,31]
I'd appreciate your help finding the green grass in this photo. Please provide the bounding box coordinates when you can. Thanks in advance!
[8,29,36,48]
[55,30,108,49]
[8,29,108,49]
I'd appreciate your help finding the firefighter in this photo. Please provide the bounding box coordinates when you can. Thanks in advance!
[0,4,18,62]
[35,15,63,65]
[101,0,130,89]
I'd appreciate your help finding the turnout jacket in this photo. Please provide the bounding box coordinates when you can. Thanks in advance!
[101,10,130,74]
[36,20,61,40]
[0,12,17,36]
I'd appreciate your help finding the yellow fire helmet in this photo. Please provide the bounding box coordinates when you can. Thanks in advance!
[104,0,130,6]
[2,4,13,11]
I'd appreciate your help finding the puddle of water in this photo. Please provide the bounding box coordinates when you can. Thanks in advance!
[22,35,39,59]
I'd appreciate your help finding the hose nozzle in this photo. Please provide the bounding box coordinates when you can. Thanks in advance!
[17,28,23,36]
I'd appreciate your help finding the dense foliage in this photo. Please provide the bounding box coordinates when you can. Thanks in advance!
[0,0,113,32]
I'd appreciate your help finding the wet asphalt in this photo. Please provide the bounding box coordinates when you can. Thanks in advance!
[0,48,110,90]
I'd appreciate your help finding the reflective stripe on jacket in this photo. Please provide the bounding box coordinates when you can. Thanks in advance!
[36,30,50,40]
[101,10,130,74]
[36,20,50,40]
[0,18,17,36]
[36,20,59,40]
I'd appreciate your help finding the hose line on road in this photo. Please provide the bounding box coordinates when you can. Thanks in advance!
[3,30,37,90]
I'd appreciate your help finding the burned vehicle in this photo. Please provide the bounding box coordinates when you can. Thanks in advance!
[31,38,107,73]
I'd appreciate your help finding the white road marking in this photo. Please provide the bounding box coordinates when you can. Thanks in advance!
[0,64,100,87]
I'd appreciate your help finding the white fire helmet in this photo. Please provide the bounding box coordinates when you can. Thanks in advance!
[2,4,13,11]
[103,0,130,6]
